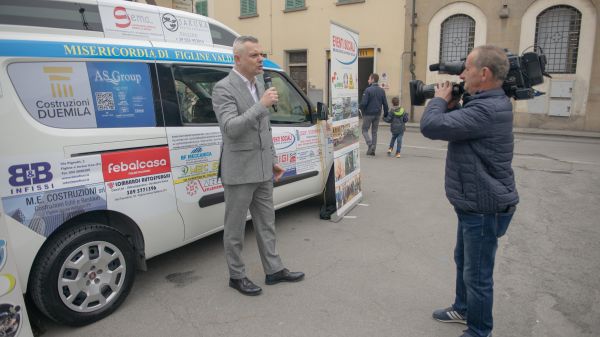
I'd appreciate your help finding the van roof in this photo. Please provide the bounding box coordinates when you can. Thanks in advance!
[0,0,282,70]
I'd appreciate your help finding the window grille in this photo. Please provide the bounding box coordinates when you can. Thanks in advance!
[535,5,581,74]
[286,0,305,10]
[288,51,308,93]
[240,0,257,17]
[439,14,475,63]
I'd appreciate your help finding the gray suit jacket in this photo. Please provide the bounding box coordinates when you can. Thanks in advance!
[212,70,277,185]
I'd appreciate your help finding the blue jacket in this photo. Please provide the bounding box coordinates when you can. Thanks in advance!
[360,83,389,116]
[420,88,519,213]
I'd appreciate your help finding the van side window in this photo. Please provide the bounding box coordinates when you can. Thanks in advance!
[0,0,103,32]
[266,71,311,124]
[172,66,229,125]
[209,23,237,47]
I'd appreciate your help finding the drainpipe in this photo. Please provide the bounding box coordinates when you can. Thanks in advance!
[409,0,416,122]
[399,51,412,107]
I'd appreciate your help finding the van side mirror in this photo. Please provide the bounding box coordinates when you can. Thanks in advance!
[316,102,328,121]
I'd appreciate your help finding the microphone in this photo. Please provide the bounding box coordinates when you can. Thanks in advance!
[263,73,277,112]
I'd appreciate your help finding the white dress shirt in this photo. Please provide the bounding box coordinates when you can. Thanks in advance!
[232,68,259,103]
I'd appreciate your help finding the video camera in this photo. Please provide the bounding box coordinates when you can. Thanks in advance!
[409,49,551,106]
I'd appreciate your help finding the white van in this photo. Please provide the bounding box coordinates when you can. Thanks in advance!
[0,0,332,326]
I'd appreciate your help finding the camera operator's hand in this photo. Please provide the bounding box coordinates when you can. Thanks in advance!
[434,81,454,103]
[448,96,461,109]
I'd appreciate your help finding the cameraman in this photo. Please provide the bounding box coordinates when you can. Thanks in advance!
[420,45,519,337]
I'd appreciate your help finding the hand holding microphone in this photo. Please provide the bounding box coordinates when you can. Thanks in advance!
[262,73,278,112]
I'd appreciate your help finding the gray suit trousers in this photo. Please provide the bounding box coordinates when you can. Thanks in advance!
[223,181,284,279]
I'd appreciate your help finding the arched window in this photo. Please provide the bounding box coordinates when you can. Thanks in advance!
[535,5,581,74]
[439,14,475,63]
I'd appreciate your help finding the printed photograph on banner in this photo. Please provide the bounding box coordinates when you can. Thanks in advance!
[334,144,360,183]
[331,96,359,122]
[335,171,362,213]
[1,183,107,237]
[98,1,164,41]
[86,62,156,128]
[7,62,96,129]
[332,119,360,153]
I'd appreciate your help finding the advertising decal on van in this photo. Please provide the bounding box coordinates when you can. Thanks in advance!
[0,40,279,68]
[97,0,213,45]
[1,147,175,237]
[87,62,155,128]
[8,61,156,129]
[102,147,175,208]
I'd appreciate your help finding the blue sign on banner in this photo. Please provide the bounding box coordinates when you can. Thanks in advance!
[86,62,155,128]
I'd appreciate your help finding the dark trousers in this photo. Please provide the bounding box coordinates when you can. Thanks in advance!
[361,115,380,149]
[452,207,515,337]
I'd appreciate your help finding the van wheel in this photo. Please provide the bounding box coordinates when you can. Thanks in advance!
[29,223,136,326]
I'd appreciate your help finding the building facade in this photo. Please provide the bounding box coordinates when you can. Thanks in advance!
[139,0,599,131]
[403,0,599,131]
[139,0,407,112]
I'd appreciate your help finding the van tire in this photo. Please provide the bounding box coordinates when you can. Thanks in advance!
[29,223,136,326]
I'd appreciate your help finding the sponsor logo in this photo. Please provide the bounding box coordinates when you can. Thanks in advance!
[180,147,212,161]
[273,132,296,150]
[200,177,222,192]
[7,162,55,195]
[8,162,53,187]
[332,31,358,65]
[113,6,131,28]
[43,66,74,98]
[162,13,178,31]
[93,70,143,85]
[102,147,171,181]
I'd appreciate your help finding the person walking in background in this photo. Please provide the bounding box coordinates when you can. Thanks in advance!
[360,73,389,156]
[386,96,408,158]
[212,35,304,296]
[420,45,519,337]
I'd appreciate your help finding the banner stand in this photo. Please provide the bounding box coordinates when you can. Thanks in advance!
[328,21,363,222]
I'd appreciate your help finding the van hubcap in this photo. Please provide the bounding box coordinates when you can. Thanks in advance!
[58,241,127,313]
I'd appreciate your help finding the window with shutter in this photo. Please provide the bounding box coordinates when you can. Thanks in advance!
[286,0,305,10]
[240,0,257,17]
[195,0,208,16]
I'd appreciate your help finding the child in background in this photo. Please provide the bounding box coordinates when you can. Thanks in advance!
[387,96,408,158]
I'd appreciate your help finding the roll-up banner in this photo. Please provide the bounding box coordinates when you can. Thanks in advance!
[329,22,362,222]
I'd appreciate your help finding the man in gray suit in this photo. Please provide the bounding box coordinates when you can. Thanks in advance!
[212,36,304,296]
